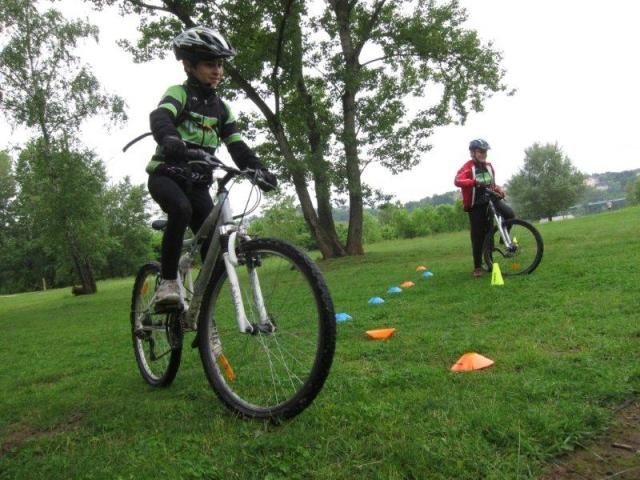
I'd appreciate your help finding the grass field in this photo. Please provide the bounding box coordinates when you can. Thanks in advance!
[1,207,639,479]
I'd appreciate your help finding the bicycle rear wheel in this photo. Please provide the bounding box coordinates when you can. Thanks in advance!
[483,219,544,275]
[131,262,182,387]
[198,238,336,420]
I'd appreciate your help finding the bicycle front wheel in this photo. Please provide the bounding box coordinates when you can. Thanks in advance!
[483,219,544,275]
[131,262,182,387]
[198,238,336,420]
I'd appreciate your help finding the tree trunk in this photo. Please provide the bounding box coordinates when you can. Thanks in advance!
[68,231,97,294]
[295,72,346,257]
[342,89,364,255]
[227,68,345,258]
[332,0,365,255]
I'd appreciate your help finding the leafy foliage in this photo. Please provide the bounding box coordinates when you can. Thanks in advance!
[249,194,315,250]
[0,0,126,137]
[12,139,109,287]
[101,177,155,278]
[84,0,508,255]
[0,0,130,293]
[626,176,640,205]
[506,143,586,220]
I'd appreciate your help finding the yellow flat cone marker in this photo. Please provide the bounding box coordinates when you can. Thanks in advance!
[491,262,504,286]
[416,265,427,272]
[451,352,495,372]
[400,281,415,288]
[366,328,396,340]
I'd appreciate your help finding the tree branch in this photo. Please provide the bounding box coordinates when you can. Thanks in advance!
[360,51,421,68]
[354,0,387,59]
[126,0,172,14]
[271,0,294,118]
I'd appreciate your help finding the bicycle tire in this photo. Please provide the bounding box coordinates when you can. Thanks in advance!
[482,219,544,275]
[130,262,182,387]
[197,238,336,420]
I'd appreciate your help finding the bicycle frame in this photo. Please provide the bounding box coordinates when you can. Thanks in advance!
[175,178,267,335]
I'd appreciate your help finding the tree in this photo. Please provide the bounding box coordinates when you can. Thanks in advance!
[248,194,315,250]
[88,0,507,256]
[13,139,110,292]
[507,143,586,221]
[0,0,126,293]
[0,151,16,237]
[625,176,640,205]
[102,177,155,278]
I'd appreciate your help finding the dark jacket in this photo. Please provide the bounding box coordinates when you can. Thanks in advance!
[147,75,260,174]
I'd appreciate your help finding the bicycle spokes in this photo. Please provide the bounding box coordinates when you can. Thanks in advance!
[198,238,335,419]
[483,219,543,275]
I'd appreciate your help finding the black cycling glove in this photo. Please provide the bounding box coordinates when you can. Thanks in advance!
[162,135,187,163]
[256,168,278,192]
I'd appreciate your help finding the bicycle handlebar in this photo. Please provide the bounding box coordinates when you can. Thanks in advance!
[184,149,275,191]
[477,185,504,199]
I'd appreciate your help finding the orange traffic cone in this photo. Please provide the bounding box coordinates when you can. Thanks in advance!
[450,352,494,372]
[400,281,415,288]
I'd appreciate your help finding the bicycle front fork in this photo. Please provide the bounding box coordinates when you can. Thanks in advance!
[493,211,514,249]
[223,232,272,334]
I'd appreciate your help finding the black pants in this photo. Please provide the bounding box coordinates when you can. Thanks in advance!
[148,174,213,279]
[468,200,515,269]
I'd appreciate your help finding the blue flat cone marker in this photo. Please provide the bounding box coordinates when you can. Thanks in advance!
[368,296,385,305]
[421,271,434,278]
[335,312,352,322]
[491,263,504,286]
[387,286,402,294]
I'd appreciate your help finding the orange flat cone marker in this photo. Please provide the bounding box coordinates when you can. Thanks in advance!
[400,281,415,288]
[416,265,427,272]
[450,352,495,372]
[366,328,396,340]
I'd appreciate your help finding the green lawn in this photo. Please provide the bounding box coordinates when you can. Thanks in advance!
[1,207,639,479]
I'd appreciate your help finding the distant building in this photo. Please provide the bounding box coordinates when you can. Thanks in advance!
[585,177,598,187]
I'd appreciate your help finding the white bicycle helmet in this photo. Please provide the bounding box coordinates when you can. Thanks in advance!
[173,26,236,63]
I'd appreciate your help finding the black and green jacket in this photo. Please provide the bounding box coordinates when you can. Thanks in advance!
[147,75,261,173]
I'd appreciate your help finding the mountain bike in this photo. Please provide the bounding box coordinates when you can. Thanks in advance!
[130,151,336,420]
[481,188,544,275]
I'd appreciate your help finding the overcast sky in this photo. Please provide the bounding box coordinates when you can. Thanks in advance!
[2,0,639,208]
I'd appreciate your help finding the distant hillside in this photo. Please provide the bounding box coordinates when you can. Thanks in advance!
[583,168,640,202]
[404,190,461,211]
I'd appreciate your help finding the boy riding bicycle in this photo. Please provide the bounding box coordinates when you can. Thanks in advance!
[147,26,277,306]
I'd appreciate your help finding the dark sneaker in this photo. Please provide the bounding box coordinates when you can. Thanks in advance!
[155,279,180,306]
[472,268,483,278]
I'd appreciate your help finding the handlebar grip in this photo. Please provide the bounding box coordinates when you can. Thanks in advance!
[185,149,223,168]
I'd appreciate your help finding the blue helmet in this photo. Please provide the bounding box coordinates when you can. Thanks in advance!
[469,139,490,151]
